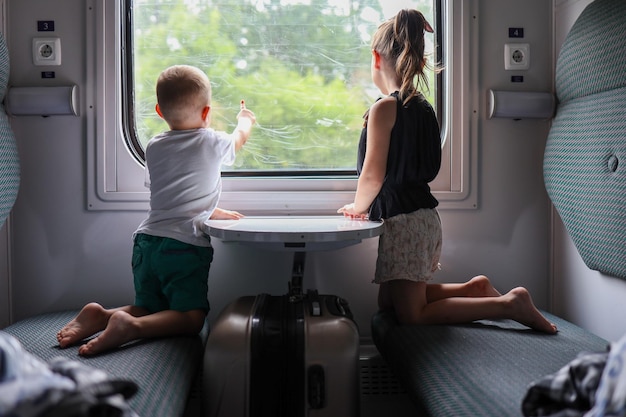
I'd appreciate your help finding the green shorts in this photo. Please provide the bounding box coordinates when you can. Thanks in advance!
[132,233,213,313]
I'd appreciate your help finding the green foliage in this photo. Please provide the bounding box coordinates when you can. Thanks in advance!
[131,0,436,171]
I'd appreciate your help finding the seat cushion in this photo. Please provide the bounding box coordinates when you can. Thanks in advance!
[3,310,209,417]
[371,310,608,417]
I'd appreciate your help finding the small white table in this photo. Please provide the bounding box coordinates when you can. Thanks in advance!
[203,216,383,295]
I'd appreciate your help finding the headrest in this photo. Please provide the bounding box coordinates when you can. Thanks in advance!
[0,32,20,228]
[556,0,626,102]
[544,0,626,279]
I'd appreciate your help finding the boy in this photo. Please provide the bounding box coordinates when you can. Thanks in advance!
[58,65,256,355]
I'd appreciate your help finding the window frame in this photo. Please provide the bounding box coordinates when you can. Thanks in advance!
[86,0,477,213]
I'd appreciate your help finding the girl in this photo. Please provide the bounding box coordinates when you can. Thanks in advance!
[338,9,556,334]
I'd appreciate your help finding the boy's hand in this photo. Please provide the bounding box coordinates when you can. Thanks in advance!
[210,207,244,220]
[233,99,256,151]
[237,100,256,129]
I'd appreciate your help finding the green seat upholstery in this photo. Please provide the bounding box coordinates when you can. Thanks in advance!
[2,310,209,417]
[0,32,19,228]
[544,0,626,279]
[372,311,608,416]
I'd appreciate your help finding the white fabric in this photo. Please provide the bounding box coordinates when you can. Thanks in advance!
[134,128,236,247]
[0,332,74,416]
[586,333,626,417]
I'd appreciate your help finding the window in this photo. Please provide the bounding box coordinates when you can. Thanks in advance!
[87,0,477,212]
[126,0,440,172]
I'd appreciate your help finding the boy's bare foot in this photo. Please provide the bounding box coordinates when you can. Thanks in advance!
[57,303,110,348]
[506,287,557,334]
[78,310,140,356]
[468,275,502,297]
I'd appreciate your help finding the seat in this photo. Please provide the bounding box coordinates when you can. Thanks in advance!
[0,31,19,228]
[543,0,626,279]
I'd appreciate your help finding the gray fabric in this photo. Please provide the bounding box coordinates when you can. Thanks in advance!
[544,0,626,279]
[3,311,209,417]
[371,311,608,417]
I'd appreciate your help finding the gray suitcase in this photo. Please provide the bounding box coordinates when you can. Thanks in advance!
[203,289,360,417]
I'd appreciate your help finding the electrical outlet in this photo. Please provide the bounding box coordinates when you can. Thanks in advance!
[504,43,529,70]
[33,37,62,66]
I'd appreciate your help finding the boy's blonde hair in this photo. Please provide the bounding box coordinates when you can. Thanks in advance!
[156,65,211,125]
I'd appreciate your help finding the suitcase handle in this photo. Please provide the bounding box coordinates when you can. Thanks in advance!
[307,365,326,409]
[307,289,322,316]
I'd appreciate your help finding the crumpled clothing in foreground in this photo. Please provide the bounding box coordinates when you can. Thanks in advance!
[523,332,626,417]
[586,333,626,417]
[0,331,139,417]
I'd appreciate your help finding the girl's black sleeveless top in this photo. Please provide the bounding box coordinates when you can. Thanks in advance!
[357,92,441,221]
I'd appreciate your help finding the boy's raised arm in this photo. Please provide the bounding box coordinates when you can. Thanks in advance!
[232,100,256,151]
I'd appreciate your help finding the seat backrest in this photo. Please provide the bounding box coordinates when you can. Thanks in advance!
[544,0,626,279]
[0,33,20,227]
[0,32,19,228]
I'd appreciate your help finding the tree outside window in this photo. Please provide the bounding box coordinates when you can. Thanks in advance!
[128,0,437,173]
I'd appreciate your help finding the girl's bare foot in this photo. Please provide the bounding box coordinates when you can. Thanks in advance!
[78,310,140,356]
[57,303,110,348]
[468,275,502,297]
[506,287,557,334]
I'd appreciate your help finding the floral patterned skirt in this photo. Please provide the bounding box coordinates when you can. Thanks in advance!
[374,208,442,284]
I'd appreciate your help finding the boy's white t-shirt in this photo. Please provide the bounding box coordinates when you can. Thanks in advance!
[134,128,236,247]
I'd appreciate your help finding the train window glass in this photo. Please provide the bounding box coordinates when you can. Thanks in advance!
[88,0,477,211]
[126,0,439,171]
